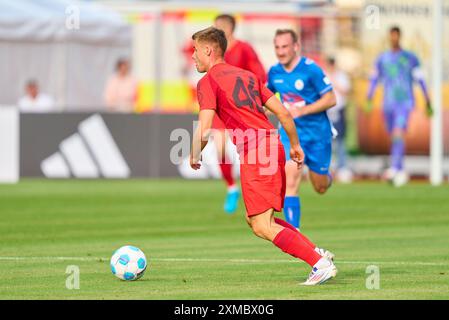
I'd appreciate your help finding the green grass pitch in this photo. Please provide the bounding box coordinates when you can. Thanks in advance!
[0,179,448,299]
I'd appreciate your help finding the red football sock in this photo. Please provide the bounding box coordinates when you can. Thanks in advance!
[274,218,316,249]
[297,232,316,250]
[219,163,235,187]
[274,217,297,232]
[272,228,321,267]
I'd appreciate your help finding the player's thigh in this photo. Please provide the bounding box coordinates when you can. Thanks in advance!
[303,140,332,190]
[383,107,410,134]
[303,141,331,173]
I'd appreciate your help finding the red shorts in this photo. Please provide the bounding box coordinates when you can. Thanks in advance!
[239,137,286,217]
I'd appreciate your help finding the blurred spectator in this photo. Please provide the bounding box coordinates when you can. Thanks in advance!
[17,80,55,113]
[104,58,137,112]
[325,56,353,183]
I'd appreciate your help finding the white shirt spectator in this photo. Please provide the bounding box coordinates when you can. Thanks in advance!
[17,83,55,113]
[327,70,351,123]
[18,93,55,113]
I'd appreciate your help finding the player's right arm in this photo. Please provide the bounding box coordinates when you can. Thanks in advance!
[190,76,217,170]
[411,53,432,117]
[366,55,382,112]
[264,95,304,168]
[190,109,215,170]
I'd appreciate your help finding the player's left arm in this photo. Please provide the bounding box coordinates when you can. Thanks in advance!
[295,63,336,117]
[258,79,304,166]
[411,54,432,116]
[295,90,336,117]
[367,55,382,101]
[190,109,215,170]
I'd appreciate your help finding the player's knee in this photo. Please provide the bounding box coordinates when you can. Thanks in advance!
[251,225,265,239]
[392,134,405,143]
[313,183,329,195]
[392,129,405,140]
[316,186,328,194]
[249,221,269,239]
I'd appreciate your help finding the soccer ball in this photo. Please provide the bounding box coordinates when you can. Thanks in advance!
[110,245,147,281]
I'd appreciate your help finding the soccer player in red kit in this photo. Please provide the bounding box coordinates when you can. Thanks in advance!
[182,15,267,214]
[212,14,267,214]
[189,27,337,285]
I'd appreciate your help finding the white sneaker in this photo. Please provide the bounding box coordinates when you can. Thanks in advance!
[336,168,353,184]
[393,170,409,187]
[315,247,335,261]
[301,259,338,286]
[383,167,397,182]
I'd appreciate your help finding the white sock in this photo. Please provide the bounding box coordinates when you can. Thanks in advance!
[313,257,331,269]
[227,185,238,193]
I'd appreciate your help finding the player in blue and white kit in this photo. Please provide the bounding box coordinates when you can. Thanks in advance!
[367,26,432,186]
[267,29,336,230]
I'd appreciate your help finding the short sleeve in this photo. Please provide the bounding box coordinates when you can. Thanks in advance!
[409,52,420,69]
[309,63,333,96]
[197,77,217,111]
[259,78,274,104]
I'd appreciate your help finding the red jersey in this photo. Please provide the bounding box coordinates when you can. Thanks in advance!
[224,40,267,83]
[197,63,275,153]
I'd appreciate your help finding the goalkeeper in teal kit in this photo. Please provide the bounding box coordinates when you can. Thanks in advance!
[367,26,432,187]
[267,29,337,232]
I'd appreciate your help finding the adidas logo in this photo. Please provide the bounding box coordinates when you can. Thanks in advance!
[41,114,130,179]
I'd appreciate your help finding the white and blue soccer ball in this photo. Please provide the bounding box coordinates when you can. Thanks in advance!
[110,245,147,281]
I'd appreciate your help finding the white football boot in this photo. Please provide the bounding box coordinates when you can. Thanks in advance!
[382,167,397,182]
[393,170,409,187]
[336,168,353,184]
[315,247,335,261]
[301,258,338,286]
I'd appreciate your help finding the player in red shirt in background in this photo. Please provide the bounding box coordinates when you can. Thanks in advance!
[213,14,267,214]
[189,27,337,285]
[215,14,267,83]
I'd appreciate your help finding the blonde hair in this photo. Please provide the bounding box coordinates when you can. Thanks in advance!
[192,27,227,56]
